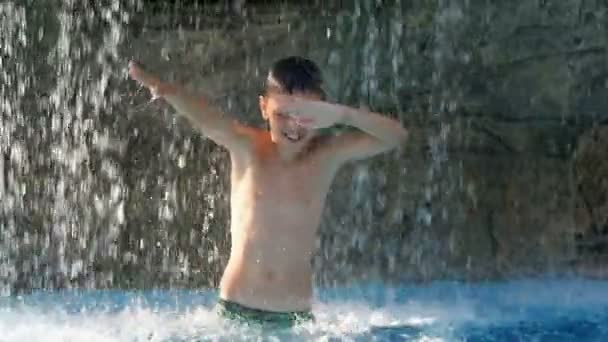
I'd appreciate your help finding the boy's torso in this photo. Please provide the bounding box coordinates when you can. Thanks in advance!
[219,134,337,312]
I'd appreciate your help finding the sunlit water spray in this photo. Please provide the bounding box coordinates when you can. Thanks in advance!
[0,0,232,294]
[1,0,139,294]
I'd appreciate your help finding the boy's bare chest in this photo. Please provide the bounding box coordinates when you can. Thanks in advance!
[230,144,335,213]
[248,162,321,203]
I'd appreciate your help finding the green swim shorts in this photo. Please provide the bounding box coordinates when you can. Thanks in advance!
[215,298,314,328]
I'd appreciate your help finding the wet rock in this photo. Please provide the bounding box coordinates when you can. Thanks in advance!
[572,126,608,271]
[4,1,608,292]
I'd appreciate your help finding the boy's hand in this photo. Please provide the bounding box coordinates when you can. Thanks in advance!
[272,94,346,129]
[128,61,173,99]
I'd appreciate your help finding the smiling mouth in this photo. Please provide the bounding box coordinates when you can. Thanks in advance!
[283,130,304,142]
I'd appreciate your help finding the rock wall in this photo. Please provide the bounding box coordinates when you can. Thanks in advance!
[573,126,608,278]
[1,0,607,293]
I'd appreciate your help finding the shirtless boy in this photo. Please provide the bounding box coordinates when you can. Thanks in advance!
[128,56,407,326]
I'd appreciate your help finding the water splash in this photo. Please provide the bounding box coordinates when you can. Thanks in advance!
[1,279,608,341]
[0,0,139,294]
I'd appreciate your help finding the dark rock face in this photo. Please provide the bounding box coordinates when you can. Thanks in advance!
[573,126,608,277]
[0,0,607,293]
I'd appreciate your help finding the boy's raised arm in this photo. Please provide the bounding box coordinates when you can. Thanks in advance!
[271,95,408,166]
[128,61,255,154]
[319,106,408,167]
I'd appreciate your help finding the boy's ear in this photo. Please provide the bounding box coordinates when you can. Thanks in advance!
[259,95,268,119]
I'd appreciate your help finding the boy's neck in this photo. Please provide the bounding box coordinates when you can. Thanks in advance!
[276,143,300,162]
[272,139,308,163]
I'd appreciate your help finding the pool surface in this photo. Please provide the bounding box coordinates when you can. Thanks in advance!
[1,279,607,341]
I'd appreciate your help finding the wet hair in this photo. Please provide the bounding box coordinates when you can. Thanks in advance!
[265,56,326,100]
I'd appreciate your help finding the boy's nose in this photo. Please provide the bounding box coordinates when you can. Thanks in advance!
[285,118,299,130]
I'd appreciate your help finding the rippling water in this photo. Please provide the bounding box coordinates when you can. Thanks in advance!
[1,279,607,341]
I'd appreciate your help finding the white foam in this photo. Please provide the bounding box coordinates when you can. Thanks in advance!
[0,305,223,342]
[0,279,607,341]
[0,300,464,341]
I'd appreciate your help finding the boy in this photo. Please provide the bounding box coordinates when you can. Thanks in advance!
[128,56,407,326]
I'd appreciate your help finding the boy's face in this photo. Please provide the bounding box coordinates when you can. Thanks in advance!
[259,91,322,148]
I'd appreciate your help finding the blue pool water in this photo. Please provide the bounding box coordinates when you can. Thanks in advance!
[1,279,607,341]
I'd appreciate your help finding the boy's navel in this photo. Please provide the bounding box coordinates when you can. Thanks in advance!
[264,270,275,281]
